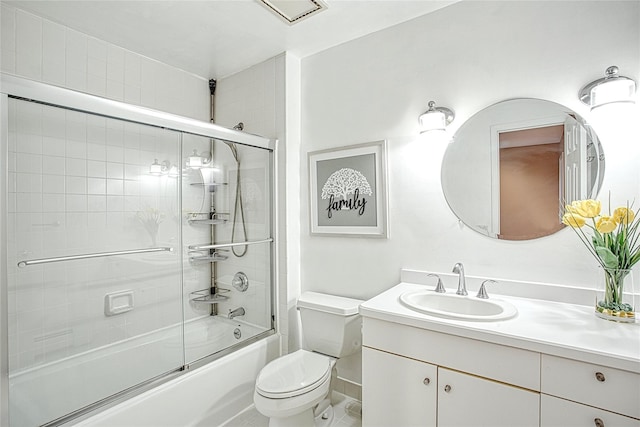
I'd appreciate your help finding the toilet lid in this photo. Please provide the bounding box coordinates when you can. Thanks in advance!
[256,350,332,399]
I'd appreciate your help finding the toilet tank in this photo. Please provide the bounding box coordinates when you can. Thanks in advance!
[297,292,364,358]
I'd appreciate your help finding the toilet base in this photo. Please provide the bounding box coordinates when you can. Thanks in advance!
[314,402,334,427]
[267,407,314,427]
[267,402,334,427]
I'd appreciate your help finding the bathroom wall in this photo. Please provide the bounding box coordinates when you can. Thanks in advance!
[0,4,209,120]
[300,1,640,300]
[0,2,213,373]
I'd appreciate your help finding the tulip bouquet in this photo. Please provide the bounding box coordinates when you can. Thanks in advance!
[562,199,639,320]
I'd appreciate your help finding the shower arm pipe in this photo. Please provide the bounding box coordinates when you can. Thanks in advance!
[17,247,173,268]
[189,238,273,251]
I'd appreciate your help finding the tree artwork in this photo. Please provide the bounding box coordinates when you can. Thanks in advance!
[321,168,372,217]
[322,168,372,200]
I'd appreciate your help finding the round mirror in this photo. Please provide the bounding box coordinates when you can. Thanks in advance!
[442,98,604,240]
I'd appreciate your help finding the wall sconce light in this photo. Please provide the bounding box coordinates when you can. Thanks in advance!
[149,159,169,175]
[186,149,212,169]
[419,101,455,133]
[150,159,179,177]
[579,65,636,110]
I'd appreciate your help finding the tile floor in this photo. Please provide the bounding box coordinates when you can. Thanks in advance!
[221,392,362,427]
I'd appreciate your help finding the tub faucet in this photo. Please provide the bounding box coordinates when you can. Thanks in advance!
[228,307,245,319]
[452,263,467,296]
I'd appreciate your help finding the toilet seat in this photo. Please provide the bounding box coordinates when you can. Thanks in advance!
[256,350,332,399]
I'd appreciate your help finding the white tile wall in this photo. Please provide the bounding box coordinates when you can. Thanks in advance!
[2,1,282,395]
[215,55,286,351]
[1,3,209,121]
[0,2,227,373]
[7,99,186,371]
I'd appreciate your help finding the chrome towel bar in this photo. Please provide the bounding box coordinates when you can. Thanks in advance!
[17,247,173,268]
[188,238,273,251]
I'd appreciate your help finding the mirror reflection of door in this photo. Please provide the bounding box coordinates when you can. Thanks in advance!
[563,115,588,203]
[498,124,565,240]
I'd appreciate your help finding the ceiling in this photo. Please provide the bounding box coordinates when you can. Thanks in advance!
[7,0,457,79]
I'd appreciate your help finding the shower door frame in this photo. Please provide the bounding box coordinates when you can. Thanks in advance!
[0,73,278,426]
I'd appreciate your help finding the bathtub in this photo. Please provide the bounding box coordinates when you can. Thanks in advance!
[8,316,278,427]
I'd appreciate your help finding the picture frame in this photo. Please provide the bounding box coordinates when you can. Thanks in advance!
[308,140,388,237]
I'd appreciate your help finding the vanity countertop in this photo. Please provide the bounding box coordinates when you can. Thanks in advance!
[359,282,640,373]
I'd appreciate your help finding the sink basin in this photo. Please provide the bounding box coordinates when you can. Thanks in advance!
[399,291,517,321]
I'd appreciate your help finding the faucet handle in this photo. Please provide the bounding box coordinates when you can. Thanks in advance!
[477,280,497,299]
[427,273,446,293]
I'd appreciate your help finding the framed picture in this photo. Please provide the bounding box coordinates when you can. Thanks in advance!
[309,140,388,237]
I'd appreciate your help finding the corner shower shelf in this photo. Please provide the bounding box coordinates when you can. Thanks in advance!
[190,182,228,192]
[187,212,229,226]
[187,218,227,225]
[187,212,229,225]
[189,253,228,263]
[189,182,228,187]
[190,288,229,304]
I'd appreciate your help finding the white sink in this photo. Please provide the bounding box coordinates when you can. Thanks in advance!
[399,290,518,321]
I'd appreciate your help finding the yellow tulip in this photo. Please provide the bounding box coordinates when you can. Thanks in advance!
[595,216,617,233]
[613,207,635,225]
[562,212,586,228]
[568,200,601,218]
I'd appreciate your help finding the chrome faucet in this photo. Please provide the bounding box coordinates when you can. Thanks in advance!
[228,307,245,319]
[452,263,467,296]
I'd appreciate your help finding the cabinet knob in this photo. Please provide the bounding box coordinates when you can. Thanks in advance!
[444,385,452,393]
[595,372,606,382]
[594,417,604,427]
[423,378,430,386]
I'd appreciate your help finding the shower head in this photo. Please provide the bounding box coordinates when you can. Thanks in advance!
[209,79,217,96]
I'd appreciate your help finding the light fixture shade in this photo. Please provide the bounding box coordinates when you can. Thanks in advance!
[590,78,636,109]
[168,165,179,178]
[419,101,455,133]
[420,110,447,132]
[186,150,203,169]
[579,65,637,110]
[149,159,163,175]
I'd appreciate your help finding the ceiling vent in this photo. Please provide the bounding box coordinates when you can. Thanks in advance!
[257,0,328,25]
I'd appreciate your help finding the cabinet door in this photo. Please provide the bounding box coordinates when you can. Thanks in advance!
[541,394,640,427]
[362,347,437,427]
[438,368,539,427]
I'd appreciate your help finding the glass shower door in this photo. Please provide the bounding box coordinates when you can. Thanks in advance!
[182,133,274,365]
[6,98,184,426]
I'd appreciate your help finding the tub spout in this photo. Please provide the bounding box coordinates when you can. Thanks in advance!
[228,307,245,319]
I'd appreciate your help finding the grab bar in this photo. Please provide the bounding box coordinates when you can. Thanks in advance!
[188,238,273,251]
[17,247,173,268]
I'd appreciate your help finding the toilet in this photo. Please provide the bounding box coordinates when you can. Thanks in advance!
[253,292,364,427]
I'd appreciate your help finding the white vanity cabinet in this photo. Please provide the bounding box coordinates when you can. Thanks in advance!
[359,279,640,427]
[540,355,640,427]
[362,347,437,427]
[438,367,539,427]
[362,317,541,427]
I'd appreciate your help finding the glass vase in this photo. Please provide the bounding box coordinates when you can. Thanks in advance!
[595,267,636,323]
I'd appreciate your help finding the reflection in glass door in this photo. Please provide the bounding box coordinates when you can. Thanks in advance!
[6,98,183,426]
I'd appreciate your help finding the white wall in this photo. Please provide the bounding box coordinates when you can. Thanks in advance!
[300,1,640,302]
